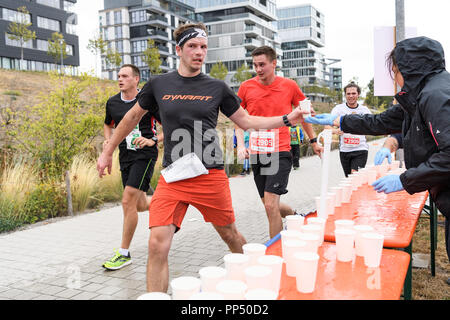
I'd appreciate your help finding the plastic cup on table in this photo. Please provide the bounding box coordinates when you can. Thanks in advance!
[298,232,320,253]
[170,276,201,300]
[190,291,225,300]
[307,217,326,246]
[331,186,343,207]
[335,219,355,230]
[243,243,267,266]
[216,280,247,300]
[244,265,273,290]
[286,214,304,232]
[314,196,321,214]
[223,253,249,281]
[367,168,378,185]
[280,230,302,259]
[245,289,278,300]
[293,251,320,294]
[340,183,352,203]
[137,292,171,300]
[353,225,375,257]
[358,168,369,185]
[334,228,356,262]
[327,192,336,216]
[198,266,227,293]
[362,232,385,268]
[257,255,284,293]
[301,224,323,247]
[284,239,307,277]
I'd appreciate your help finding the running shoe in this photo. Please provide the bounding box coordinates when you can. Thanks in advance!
[102,249,132,270]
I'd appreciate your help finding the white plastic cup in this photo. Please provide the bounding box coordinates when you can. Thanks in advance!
[243,243,267,266]
[307,217,326,246]
[367,168,377,185]
[284,239,307,277]
[199,266,227,293]
[298,232,320,253]
[335,219,355,230]
[280,230,302,259]
[331,187,343,207]
[294,252,320,294]
[334,229,356,262]
[362,232,385,268]
[286,215,305,232]
[340,183,352,203]
[301,224,323,248]
[170,276,201,300]
[353,225,375,257]
[216,280,247,300]
[327,193,336,216]
[300,99,311,118]
[257,255,284,293]
[314,196,321,214]
[190,291,225,300]
[245,289,278,300]
[244,265,273,290]
[223,253,250,281]
[358,168,368,185]
[137,292,171,300]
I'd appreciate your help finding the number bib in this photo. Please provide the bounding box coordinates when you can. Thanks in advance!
[343,133,361,147]
[250,131,276,153]
[126,125,142,151]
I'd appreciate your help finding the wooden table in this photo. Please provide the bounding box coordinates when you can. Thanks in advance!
[265,239,410,300]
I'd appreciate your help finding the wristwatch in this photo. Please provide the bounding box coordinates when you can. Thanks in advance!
[151,136,158,143]
[282,114,293,127]
[310,137,317,144]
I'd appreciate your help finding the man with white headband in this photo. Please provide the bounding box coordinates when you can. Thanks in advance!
[97,22,308,293]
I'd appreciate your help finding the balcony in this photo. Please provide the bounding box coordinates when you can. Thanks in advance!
[244,38,261,50]
[244,25,262,38]
[147,14,168,28]
[157,45,170,56]
[147,28,169,40]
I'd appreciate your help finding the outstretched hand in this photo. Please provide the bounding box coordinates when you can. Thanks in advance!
[372,174,404,194]
[374,147,392,165]
[304,113,338,126]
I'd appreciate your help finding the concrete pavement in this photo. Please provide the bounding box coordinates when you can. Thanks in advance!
[0,139,384,300]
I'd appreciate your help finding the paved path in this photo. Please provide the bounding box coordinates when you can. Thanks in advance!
[0,139,385,300]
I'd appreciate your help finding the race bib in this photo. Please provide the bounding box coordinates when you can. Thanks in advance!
[250,131,275,153]
[126,125,142,151]
[343,133,361,147]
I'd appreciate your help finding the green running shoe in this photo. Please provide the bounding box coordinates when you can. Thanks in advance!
[102,249,132,270]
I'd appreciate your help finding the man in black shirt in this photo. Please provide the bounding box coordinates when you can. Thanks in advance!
[102,64,161,271]
[97,23,307,293]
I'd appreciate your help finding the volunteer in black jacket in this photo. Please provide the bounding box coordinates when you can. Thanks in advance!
[305,36,450,280]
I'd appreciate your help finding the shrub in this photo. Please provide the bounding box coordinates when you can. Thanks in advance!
[70,153,101,212]
[97,149,123,202]
[22,182,67,224]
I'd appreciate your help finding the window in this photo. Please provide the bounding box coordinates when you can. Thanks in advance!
[116,40,123,53]
[130,10,146,23]
[37,0,60,9]
[115,26,122,39]
[64,1,75,12]
[1,8,31,23]
[66,44,73,56]
[5,33,33,48]
[114,11,122,24]
[37,39,49,51]
[37,16,61,32]
[66,23,76,35]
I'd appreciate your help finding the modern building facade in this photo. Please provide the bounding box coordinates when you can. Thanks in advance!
[100,0,199,81]
[0,0,79,73]
[197,0,283,90]
[277,4,342,100]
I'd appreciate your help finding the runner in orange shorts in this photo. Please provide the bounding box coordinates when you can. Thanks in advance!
[97,22,308,293]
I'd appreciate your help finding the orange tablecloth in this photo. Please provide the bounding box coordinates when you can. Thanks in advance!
[266,239,410,300]
[306,185,428,248]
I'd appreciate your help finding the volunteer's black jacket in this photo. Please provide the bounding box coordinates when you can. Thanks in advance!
[340,37,450,218]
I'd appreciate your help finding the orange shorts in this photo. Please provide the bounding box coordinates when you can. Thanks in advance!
[149,169,235,231]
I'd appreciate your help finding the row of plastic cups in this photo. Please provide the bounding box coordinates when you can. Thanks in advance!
[334,219,385,267]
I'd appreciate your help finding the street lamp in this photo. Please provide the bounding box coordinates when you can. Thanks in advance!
[60,38,64,75]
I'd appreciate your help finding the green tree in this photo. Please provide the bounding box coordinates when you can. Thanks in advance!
[209,61,228,80]
[364,78,394,111]
[6,6,36,70]
[142,39,162,75]
[105,48,122,71]
[87,35,107,76]
[231,63,253,85]
[47,32,67,72]
[9,73,115,178]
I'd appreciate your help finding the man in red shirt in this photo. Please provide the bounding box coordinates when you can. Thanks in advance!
[236,46,322,238]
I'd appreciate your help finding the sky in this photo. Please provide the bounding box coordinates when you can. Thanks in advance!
[74,0,450,93]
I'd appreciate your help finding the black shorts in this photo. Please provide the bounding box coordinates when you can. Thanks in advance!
[120,158,156,192]
[250,152,292,198]
[339,150,368,177]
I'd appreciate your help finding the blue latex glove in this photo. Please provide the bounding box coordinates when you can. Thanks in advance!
[374,147,392,165]
[372,174,404,194]
[304,113,338,126]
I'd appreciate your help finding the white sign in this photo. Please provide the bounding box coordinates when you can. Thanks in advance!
[373,26,417,96]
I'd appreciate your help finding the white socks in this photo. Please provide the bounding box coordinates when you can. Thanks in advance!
[119,248,129,256]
